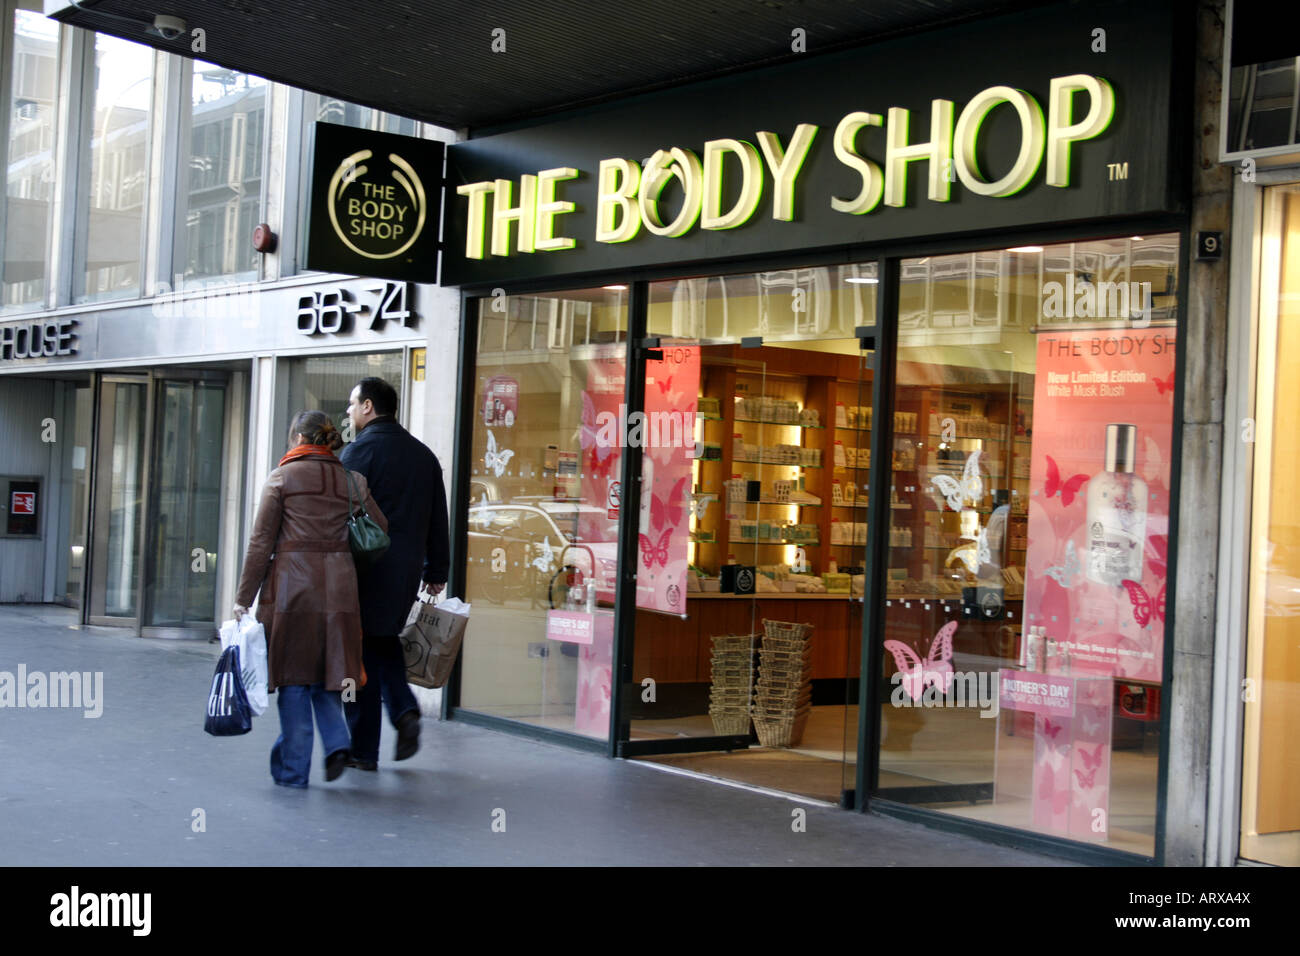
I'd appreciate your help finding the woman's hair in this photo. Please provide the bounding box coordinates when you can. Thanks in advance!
[288,410,344,451]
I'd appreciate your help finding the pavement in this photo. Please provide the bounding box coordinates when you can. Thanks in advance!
[0,604,1072,866]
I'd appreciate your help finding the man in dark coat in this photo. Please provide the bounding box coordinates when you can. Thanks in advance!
[339,377,450,769]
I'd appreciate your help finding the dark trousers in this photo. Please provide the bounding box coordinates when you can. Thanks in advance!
[344,635,419,762]
[271,684,350,788]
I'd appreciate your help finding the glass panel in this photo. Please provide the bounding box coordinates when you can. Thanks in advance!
[103,382,147,617]
[62,382,92,604]
[283,352,404,444]
[144,381,225,627]
[1240,185,1300,866]
[181,62,266,281]
[78,32,152,302]
[630,264,876,803]
[2,8,59,312]
[460,287,627,741]
[146,381,193,625]
[877,236,1180,856]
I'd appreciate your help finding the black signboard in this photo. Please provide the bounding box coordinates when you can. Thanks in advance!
[6,479,39,536]
[306,123,444,283]
[443,0,1185,287]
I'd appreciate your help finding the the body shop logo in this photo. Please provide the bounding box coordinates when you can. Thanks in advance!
[327,148,427,259]
[306,123,443,283]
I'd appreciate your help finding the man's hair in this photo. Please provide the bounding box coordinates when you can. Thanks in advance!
[356,377,398,417]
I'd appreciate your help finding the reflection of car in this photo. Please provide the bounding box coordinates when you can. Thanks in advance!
[467,501,618,605]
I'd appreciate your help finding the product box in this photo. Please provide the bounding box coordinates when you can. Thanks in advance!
[721,564,756,594]
[823,573,851,593]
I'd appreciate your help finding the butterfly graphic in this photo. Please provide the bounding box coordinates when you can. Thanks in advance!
[638,527,672,569]
[1122,579,1166,629]
[1078,742,1105,774]
[1154,371,1175,396]
[1043,455,1088,506]
[653,373,685,409]
[883,621,956,701]
[690,494,715,520]
[484,429,515,478]
[579,391,618,478]
[1146,533,1169,578]
[650,477,686,531]
[1144,435,1164,480]
[947,525,991,575]
[932,450,983,511]
[1037,765,1070,815]
[531,536,555,575]
[1043,539,1081,587]
[1035,729,1067,772]
[1042,717,1064,742]
[1073,766,1099,790]
[1080,713,1101,736]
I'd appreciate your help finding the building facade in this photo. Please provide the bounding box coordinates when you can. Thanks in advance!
[0,0,461,634]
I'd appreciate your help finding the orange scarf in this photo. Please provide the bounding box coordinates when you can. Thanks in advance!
[279,444,336,467]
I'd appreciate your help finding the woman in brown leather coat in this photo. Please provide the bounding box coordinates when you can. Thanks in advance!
[233,410,387,788]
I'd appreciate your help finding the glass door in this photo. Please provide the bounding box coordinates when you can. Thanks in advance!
[625,266,878,806]
[87,376,150,625]
[143,377,227,630]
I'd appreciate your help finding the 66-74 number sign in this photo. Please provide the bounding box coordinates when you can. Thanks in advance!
[296,281,415,336]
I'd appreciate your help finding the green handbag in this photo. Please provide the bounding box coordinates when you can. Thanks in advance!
[344,467,390,566]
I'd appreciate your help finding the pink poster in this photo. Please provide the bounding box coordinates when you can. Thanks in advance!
[1022,327,1175,684]
[637,344,701,615]
[579,346,626,603]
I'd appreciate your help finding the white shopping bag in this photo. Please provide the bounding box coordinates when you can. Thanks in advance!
[219,613,269,716]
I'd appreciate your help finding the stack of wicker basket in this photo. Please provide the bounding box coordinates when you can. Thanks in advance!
[708,633,757,736]
[753,620,813,748]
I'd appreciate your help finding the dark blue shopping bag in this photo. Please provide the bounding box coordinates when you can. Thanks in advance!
[204,645,253,736]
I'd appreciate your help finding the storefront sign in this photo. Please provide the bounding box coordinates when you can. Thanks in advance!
[0,319,78,361]
[999,671,1076,717]
[1022,326,1176,684]
[306,123,443,283]
[444,0,1180,286]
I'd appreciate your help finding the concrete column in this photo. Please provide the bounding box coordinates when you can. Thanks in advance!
[1164,0,1232,865]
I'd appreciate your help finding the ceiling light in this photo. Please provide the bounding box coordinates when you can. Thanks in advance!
[602,284,627,291]
[1007,246,1043,253]
[845,277,878,284]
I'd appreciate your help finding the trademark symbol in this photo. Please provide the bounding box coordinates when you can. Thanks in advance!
[1107,162,1128,181]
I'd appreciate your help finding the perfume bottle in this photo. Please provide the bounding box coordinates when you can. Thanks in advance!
[1085,424,1148,587]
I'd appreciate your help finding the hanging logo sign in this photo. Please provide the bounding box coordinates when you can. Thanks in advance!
[307,123,443,283]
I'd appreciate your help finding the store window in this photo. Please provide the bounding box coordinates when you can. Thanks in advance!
[1,5,59,312]
[282,352,404,447]
[179,61,266,282]
[876,235,1180,856]
[460,288,627,740]
[1239,185,1300,867]
[76,31,153,303]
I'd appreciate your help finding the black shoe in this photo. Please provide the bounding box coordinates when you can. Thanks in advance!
[394,711,420,761]
[345,756,378,772]
[325,749,350,781]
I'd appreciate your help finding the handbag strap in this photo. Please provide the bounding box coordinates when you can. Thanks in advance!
[343,466,367,518]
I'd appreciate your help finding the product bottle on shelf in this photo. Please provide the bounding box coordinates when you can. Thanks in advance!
[1085,423,1149,587]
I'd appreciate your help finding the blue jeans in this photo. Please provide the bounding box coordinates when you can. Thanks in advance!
[344,635,419,763]
[271,684,351,788]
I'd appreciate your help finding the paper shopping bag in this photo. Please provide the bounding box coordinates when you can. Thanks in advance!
[400,596,471,689]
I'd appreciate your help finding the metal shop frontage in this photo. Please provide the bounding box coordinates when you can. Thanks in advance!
[0,277,440,636]
[439,0,1192,862]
